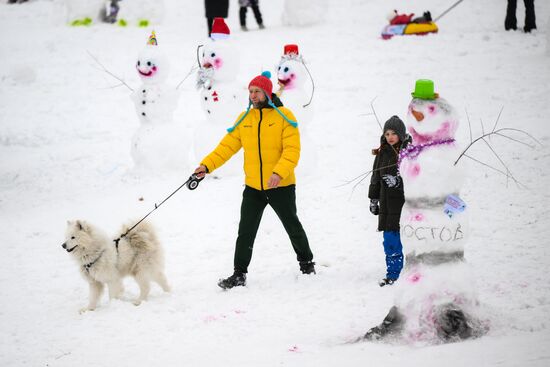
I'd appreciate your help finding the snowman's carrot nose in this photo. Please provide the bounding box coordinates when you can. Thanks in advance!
[412,109,424,122]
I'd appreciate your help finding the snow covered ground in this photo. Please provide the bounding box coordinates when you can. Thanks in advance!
[1,0,550,366]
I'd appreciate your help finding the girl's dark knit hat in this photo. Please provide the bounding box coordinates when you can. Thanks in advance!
[383,115,407,142]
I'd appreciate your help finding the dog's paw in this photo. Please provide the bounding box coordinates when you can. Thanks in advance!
[79,307,94,314]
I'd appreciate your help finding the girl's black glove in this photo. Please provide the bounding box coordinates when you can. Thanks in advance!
[369,199,380,215]
[382,174,401,188]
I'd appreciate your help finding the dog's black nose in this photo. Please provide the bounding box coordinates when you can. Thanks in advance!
[62,243,67,249]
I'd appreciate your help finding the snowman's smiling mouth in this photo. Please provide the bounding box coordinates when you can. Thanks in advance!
[203,62,213,69]
[138,69,153,77]
[278,78,291,86]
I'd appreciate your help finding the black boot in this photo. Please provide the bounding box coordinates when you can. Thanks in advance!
[299,261,316,274]
[505,17,517,31]
[378,277,396,287]
[218,271,246,289]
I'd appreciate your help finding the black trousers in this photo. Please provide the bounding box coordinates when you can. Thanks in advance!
[239,1,263,27]
[505,0,536,31]
[234,185,313,273]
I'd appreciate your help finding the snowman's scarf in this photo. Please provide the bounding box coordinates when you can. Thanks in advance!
[196,67,214,89]
[398,138,456,166]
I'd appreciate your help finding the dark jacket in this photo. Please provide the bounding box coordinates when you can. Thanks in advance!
[205,0,229,18]
[368,142,406,231]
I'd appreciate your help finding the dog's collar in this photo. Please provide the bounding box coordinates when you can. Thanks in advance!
[82,251,105,273]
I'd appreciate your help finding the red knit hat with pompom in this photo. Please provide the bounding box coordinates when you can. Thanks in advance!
[248,71,273,97]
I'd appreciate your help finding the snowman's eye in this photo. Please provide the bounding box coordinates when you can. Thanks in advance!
[428,105,435,113]
[147,61,152,66]
[211,53,216,57]
[284,67,289,72]
[278,66,281,70]
[137,61,141,66]
[202,52,205,57]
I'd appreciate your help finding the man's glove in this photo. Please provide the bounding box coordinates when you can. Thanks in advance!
[382,174,401,188]
[369,199,380,215]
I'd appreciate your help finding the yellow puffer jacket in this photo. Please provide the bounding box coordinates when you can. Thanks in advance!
[200,106,300,191]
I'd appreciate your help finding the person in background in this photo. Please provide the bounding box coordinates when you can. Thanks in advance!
[239,0,264,31]
[505,0,537,33]
[194,71,315,290]
[205,0,229,37]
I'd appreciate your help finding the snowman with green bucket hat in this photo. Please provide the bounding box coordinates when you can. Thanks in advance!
[363,79,487,344]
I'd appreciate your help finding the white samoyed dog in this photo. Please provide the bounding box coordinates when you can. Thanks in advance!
[62,220,170,313]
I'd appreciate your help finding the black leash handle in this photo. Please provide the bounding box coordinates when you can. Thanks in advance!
[113,174,205,249]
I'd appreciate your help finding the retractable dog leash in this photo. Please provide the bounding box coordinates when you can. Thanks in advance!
[112,173,205,250]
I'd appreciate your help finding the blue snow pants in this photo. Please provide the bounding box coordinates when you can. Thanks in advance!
[383,231,403,280]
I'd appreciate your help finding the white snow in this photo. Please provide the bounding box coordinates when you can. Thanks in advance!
[1,0,549,366]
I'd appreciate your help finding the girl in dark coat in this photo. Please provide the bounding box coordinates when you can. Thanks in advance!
[369,116,411,286]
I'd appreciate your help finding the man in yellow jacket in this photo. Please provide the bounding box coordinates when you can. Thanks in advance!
[194,71,315,289]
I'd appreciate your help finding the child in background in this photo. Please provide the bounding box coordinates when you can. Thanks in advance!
[369,116,411,287]
[239,0,265,31]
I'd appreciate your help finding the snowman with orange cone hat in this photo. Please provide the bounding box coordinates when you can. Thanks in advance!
[130,31,190,175]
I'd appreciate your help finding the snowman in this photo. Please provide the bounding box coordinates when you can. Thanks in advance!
[281,0,329,26]
[117,0,165,26]
[363,80,486,344]
[194,18,245,176]
[275,44,313,130]
[130,31,189,175]
[275,44,317,176]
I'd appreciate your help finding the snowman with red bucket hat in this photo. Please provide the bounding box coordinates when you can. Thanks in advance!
[275,44,317,175]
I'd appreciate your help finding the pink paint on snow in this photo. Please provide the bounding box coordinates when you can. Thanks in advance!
[407,272,423,283]
[288,345,299,352]
[203,314,226,323]
[406,212,424,222]
[407,163,421,177]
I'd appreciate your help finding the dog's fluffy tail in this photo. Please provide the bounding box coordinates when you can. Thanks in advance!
[120,221,160,251]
